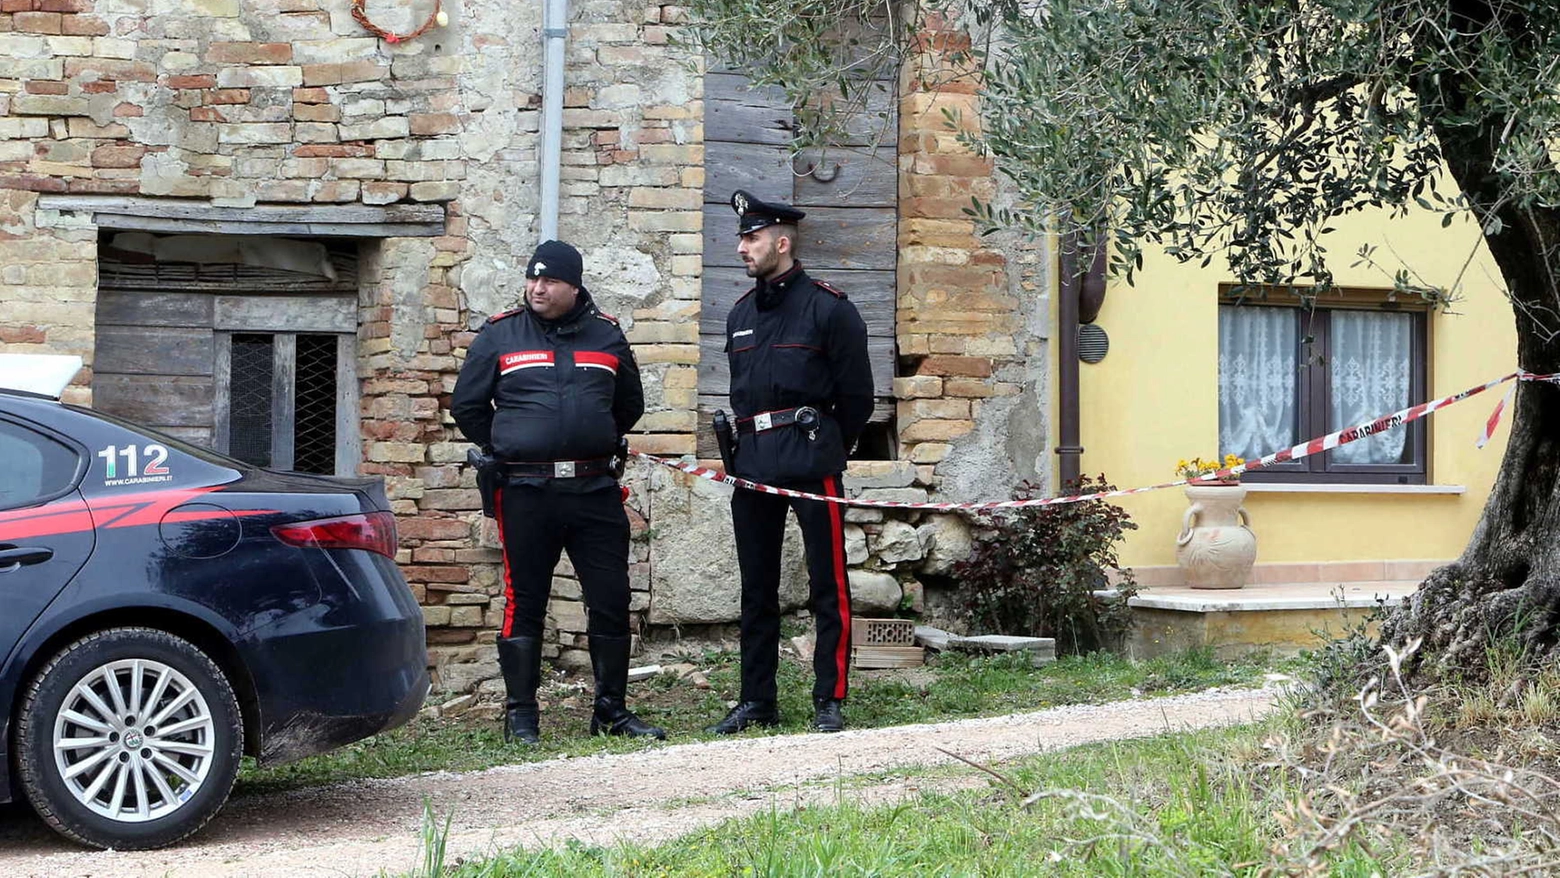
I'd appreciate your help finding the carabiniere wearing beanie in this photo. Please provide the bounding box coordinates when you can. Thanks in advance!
[524,239,584,290]
[451,238,664,745]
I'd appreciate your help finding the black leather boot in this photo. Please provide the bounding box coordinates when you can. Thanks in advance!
[588,635,666,739]
[813,698,845,733]
[496,636,542,744]
[707,700,781,734]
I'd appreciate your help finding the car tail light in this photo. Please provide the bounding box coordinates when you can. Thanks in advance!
[271,512,399,558]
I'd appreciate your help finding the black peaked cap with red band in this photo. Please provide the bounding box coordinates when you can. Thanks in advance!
[731,189,805,236]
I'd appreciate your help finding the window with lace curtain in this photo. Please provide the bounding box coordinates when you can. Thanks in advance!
[1217,290,1428,483]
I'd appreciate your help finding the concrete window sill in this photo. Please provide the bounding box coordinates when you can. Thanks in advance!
[1242,483,1466,495]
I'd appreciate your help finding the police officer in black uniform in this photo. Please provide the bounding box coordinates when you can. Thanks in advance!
[452,240,664,744]
[709,191,874,735]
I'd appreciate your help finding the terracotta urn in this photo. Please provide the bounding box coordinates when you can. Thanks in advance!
[1174,483,1257,589]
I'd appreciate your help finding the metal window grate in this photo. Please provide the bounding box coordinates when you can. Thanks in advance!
[293,334,339,475]
[229,334,274,468]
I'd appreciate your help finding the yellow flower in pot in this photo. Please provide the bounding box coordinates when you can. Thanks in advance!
[1175,454,1243,484]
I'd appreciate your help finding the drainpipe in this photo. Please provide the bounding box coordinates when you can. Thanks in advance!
[1055,233,1083,489]
[538,0,569,240]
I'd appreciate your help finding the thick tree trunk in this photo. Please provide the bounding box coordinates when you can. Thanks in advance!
[1382,7,1560,676]
[1383,371,1560,677]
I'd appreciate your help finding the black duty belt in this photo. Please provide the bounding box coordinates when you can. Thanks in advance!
[737,406,821,435]
[501,457,614,478]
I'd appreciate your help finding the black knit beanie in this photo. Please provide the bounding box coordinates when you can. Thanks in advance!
[525,240,584,289]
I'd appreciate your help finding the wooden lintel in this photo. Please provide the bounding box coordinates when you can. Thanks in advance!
[36,195,446,236]
[87,214,444,238]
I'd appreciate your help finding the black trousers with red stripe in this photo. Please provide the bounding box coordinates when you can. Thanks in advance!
[731,474,852,704]
[494,482,631,640]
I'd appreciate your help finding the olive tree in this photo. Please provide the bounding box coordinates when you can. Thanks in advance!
[683,0,1560,676]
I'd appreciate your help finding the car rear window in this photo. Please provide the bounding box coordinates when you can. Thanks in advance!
[0,419,79,508]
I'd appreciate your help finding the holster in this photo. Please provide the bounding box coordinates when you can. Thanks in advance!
[611,436,628,479]
[468,447,500,518]
[712,409,739,474]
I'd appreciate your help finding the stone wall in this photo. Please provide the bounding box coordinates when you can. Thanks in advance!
[0,0,1048,689]
[0,188,96,406]
[0,0,706,681]
[896,11,1050,504]
[355,0,706,678]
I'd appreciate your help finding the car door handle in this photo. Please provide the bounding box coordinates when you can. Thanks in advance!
[0,545,54,572]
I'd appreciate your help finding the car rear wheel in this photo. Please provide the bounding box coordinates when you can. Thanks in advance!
[15,627,243,850]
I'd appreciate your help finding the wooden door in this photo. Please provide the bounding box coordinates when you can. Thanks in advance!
[697,70,898,458]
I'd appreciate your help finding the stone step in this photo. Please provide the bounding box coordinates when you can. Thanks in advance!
[914,625,953,651]
[946,634,1056,666]
[1129,579,1420,612]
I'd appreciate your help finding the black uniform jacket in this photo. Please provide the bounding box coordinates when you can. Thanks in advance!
[452,289,643,482]
[725,263,873,484]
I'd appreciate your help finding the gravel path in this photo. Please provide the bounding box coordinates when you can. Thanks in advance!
[0,686,1280,878]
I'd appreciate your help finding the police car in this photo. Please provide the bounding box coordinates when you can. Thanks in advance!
[0,355,428,849]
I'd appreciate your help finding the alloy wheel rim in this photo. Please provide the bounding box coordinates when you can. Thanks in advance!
[51,658,216,823]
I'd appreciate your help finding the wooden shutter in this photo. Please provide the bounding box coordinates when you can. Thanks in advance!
[94,241,360,473]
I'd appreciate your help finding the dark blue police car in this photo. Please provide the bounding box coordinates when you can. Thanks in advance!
[0,355,428,849]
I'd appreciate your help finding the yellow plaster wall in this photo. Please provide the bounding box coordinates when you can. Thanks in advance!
[1065,209,1519,567]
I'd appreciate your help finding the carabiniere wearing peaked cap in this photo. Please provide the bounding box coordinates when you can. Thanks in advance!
[731,189,806,236]
[710,185,874,738]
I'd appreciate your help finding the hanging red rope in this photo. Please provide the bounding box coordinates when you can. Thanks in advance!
[351,0,446,44]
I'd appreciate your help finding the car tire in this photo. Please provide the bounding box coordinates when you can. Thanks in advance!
[15,627,244,850]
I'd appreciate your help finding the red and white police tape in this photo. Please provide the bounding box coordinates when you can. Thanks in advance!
[631,370,1560,513]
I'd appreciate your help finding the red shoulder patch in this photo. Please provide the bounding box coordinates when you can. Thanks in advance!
[486,308,522,324]
[594,309,620,325]
[814,280,847,299]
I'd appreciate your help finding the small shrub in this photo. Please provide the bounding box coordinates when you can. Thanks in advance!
[952,475,1138,654]
[1269,639,1560,873]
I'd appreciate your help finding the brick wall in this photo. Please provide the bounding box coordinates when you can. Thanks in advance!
[896,11,1046,491]
[0,0,707,683]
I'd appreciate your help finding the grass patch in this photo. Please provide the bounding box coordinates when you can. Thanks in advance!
[419,721,1392,877]
[384,634,1560,876]
[238,647,1291,797]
